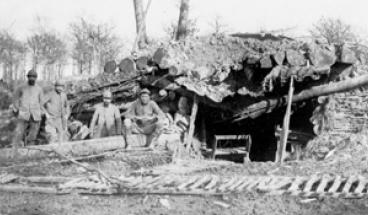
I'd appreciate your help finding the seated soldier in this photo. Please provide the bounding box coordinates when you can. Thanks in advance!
[89,90,122,139]
[124,88,165,148]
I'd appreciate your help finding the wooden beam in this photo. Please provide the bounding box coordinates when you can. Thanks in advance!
[276,76,294,163]
[186,95,199,151]
[234,74,368,121]
[0,136,126,162]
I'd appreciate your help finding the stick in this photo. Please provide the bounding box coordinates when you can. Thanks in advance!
[186,95,199,151]
[276,76,294,163]
[50,148,114,184]
[107,189,227,196]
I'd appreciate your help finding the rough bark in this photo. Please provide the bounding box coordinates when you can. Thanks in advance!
[133,0,148,49]
[176,0,190,40]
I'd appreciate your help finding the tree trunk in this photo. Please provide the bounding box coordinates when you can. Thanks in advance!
[175,0,190,40]
[133,0,148,49]
[234,74,368,121]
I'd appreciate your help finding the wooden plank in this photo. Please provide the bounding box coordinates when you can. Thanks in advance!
[342,176,358,193]
[316,176,331,193]
[354,178,366,194]
[302,175,320,192]
[204,176,219,190]
[288,177,305,192]
[328,176,342,193]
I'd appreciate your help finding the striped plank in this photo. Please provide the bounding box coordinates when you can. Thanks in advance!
[303,175,320,192]
[189,175,213,190]
[328,176,342,193]
[288,177,305,192]
[218,177,238,192]
[204,176,219,190]
[177,176,201,190]
[342,176,358,193]
[235,177,254,192]
[316,176,331,193]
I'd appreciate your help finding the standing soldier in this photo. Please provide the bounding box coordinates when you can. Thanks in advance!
[89,90,122,139]
[12,69,45,153]
[43,80,70,143]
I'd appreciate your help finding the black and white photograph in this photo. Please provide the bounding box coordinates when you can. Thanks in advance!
[0,0,368,214]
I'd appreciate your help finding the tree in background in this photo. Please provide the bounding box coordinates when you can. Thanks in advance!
[70,18,122,75]
[27,32,67,80]
[310,17,357,45]
[164,18,198,40]
[209,15,228,37]
[133,0,149,49]
[0,31,26,82]
[175,0,190,40]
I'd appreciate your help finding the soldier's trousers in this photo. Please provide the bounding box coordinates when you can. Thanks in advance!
[45,117,65,143]
[12,118,40,147]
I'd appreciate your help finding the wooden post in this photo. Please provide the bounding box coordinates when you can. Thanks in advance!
[201,111,207,149]
[186,95,199,151]
[211,136,218,160]
[276,76,294,164]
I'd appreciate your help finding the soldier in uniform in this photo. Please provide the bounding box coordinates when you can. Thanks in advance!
[43,80,70,143]
[12,69,45,153]
[124,88,165,148]
[89,90,122,138]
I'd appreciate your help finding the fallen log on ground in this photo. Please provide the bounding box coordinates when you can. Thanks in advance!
[0,136,126,162]
[234,74,368,121]
[0,184,64,194]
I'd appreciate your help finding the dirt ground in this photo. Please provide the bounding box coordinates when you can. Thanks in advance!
[1,154,368,215]
[1,186,368,215]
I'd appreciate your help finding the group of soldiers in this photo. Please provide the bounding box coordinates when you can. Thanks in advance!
[11,69,191,153]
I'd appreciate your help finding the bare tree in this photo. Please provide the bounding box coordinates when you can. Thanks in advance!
[133,0,148,49]
[209,15,228,36]
[27,32,67,80]
[310,17,357,45]
[175,0,190,40]
[70,18,122,75]
[0,31,26,82]
[165,18,198,40]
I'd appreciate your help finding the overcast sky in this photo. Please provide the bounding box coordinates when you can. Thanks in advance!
[0,0,367,42]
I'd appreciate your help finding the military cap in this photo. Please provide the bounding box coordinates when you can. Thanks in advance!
[139,88,151,95]
[55,80,65,86]
[27,69,38,77]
